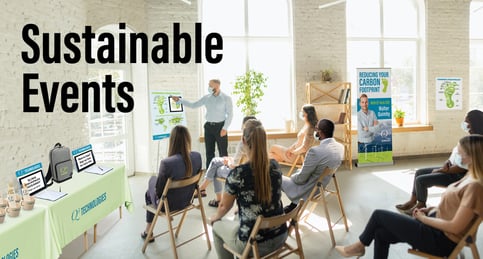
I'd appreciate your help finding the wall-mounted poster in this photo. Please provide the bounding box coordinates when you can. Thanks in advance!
[436,77,462,110]
[150,91,186,140]
[356,68,394,167]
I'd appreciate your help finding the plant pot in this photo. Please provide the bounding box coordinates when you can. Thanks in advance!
[395,117,404,127]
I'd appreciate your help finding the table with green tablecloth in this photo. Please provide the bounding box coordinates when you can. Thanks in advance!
[0,164,133,259]
[0,205,48,259]
[38,164,133,258]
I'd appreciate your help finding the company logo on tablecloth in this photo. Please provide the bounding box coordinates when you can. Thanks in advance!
[71,192,107,222]
[1,248,19,259]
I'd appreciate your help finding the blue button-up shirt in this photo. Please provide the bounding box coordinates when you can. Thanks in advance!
[180,91,233,130]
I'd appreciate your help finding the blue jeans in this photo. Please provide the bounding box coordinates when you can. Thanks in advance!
[205,157,232,193]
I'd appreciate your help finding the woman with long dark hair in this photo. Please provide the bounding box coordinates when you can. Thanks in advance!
[141,125,202,242]
[270,104,318,164]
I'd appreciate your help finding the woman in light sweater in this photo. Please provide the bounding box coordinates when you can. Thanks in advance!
[270,104,318,164]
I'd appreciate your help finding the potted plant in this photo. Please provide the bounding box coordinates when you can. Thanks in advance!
[321,69,333,82]
[232,70,268,116]
[393,108,405,127]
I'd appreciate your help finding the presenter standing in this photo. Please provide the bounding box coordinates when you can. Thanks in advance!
[172,79,233,168]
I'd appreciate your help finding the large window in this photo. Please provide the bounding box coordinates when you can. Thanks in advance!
[201,0,294,130]
[87,24,135,176]
[347,0,425,124]
[470,1,483,110]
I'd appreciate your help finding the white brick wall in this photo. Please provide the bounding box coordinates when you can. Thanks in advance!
[0,0,475,187]
[0,0,89,193]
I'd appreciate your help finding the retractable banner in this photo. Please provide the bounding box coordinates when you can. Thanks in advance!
[356,68,393,167]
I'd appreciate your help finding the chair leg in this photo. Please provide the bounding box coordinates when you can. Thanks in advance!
[321,194,336,247]
[166,210,179,259]
[142,208,160,253]
[294,225,305,259]
[175,210,189,238]
[304,199,318,222]
[197,194,212,250]
[119,206,122,219]
[287,163,297,177]
[470,243,480,259]
[333,177,349,232]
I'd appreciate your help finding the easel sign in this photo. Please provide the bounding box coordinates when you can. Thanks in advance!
[149,91,187,140]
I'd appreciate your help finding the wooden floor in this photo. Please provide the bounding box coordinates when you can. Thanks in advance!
[60,154,482,259]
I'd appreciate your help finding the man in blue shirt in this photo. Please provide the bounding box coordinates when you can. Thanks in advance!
[172,79,233,168]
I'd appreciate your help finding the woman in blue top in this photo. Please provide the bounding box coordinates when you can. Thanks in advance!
[209,119,287,258]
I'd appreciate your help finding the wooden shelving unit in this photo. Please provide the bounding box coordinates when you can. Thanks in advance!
[306,81,352,170]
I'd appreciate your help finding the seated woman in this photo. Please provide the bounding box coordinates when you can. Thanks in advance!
[141,125,202,242]
[209,119,288,258]
[270,104,318,164]
[336,135,483,259]
[395,109,483,215]
[198,116,256,207]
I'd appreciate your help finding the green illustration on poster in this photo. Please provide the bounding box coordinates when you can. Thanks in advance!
[435,78,462,110]
[150,91,186,140]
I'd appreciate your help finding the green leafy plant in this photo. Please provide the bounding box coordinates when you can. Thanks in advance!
[393,108,405,119]
[232,70,268,116]
[321,69,333,82]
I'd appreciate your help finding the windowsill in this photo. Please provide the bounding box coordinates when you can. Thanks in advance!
[349,124,433,135]
[198,124,433,142]
[199,130,298,142]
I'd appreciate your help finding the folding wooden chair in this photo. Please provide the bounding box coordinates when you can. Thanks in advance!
[279,153,305,176]
[223,200,305,259]
[408,217,482,259]
[141,171,211,259]
[299,167,348,247]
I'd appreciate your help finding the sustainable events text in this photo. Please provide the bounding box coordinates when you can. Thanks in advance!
[21,23,223,113]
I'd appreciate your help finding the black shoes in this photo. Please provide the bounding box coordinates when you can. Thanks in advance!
[283,203,297,214]
[141,231,155,243]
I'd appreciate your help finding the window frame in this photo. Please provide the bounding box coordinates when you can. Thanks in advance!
[346,0,426,125]
[199,0,295,131]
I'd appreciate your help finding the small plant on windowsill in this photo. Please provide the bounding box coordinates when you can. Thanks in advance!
[321,69,333,82]
[393,108,405,127]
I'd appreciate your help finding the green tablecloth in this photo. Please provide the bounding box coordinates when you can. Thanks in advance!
[0,164,133,259]
[0,206,47,259]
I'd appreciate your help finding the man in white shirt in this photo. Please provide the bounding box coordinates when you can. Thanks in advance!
[172,79,233,168]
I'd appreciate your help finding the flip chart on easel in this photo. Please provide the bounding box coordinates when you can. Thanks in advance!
[150,91,187,140]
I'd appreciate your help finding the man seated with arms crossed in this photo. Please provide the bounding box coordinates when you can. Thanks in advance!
[282,119,344,213]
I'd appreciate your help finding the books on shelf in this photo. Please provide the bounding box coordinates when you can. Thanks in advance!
[337,112,347,124]
[338,88,351,104]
